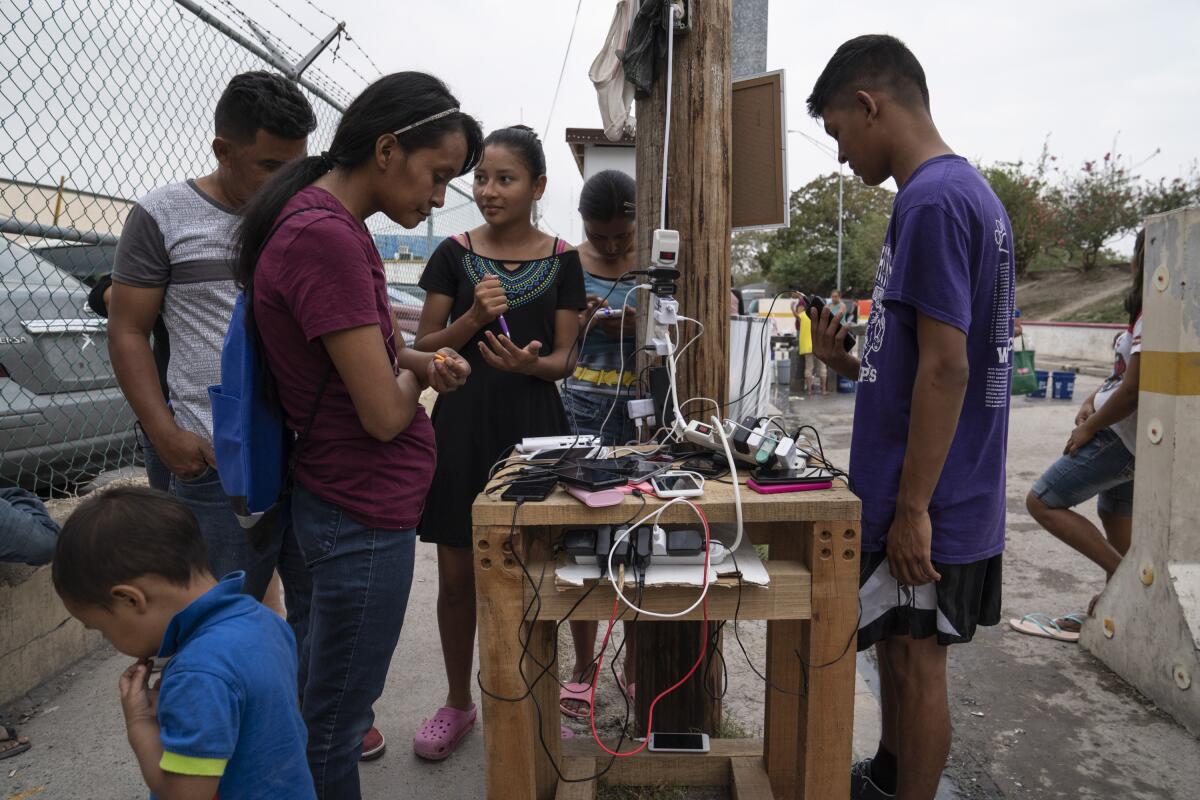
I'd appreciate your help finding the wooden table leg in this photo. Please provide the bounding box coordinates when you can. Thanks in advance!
[763,522,808,799]
[797,519,860,798]
[476,523,541,800]
[522,528,562,800]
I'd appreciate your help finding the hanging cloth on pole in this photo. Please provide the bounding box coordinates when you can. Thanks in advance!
[620,0,669,99]
[590,0,637,141]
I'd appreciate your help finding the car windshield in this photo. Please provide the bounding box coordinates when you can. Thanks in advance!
[1,238,83,290]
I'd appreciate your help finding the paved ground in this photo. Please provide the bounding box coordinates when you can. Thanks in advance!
[4,374,1199,798]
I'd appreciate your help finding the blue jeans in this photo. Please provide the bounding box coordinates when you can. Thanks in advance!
[169,465,280,598]
[135,423,172,492]
[291,482,416,800]
[0,487,58,565]
[1032,427,1136,518]
[561,385,637,445]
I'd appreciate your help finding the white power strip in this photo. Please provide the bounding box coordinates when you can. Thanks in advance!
[515,434,599,454]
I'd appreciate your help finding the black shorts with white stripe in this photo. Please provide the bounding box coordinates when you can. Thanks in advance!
[857,549,1002,651]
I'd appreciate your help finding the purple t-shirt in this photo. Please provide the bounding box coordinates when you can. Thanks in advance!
[850,155,1014,564]
[253,187,436,530]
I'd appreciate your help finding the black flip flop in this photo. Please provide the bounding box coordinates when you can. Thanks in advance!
[0,725,31,760]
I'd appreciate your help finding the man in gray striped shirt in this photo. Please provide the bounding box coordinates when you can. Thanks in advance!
[108,72,316,597]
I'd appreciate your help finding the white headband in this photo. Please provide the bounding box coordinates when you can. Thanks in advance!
[392,107,459,137]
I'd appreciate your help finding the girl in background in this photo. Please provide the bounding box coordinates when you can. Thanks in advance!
[558,169,639,719]
[1016,230,1145,641]
[414,125,586,760]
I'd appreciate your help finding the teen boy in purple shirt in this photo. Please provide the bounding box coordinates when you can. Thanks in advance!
[807,35,1014,800]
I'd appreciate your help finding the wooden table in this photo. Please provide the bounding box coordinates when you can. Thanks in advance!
[472,475,861,799]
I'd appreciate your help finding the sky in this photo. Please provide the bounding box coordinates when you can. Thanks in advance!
[197,1,1200,250]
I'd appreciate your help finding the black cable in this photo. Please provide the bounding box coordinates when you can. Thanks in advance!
[473,502,640,783]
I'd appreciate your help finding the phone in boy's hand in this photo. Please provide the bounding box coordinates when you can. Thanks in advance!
[805,294,856,352]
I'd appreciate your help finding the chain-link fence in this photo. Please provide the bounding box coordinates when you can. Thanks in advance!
[0,0,481,493]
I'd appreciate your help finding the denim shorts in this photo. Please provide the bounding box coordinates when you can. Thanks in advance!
[560,385,637,446]
[1031,427,1135,518]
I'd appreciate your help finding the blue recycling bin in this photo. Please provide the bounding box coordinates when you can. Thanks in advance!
[1028,369,1049,398]
[1051,371,1076,401]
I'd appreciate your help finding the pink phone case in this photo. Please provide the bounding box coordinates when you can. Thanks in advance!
[746,478,834,494]
[565,484,626,507]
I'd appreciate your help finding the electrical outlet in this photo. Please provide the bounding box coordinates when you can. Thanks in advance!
[665,0,691,32]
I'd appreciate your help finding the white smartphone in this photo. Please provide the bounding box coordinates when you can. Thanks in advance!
[648,732,710,753]
[650,470,704,498]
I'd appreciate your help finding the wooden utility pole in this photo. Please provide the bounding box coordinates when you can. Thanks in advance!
[633,0,733,735]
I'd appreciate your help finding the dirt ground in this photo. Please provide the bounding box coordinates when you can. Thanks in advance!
[1016,264,1131,322]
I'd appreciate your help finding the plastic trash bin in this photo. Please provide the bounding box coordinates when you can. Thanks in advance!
[775,356,792,386]
[1028,369,1049,398]
[1051,371,1076,400]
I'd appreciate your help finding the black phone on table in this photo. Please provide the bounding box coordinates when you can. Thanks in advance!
[805,294,856,352]
[553,465,628,491]
[500,474,559,502]
[750,467,836,485]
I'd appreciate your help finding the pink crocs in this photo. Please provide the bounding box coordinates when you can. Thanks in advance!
[413,705,476,761]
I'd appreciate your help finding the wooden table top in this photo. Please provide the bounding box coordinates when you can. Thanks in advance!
[472,471,860,526]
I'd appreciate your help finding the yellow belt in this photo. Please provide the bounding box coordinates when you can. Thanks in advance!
[572,365,636,387]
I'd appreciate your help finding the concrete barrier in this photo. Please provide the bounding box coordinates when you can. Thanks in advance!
[0,563,101,707]
[0,491,112,707]
[1081,206,1200,735]
[1021,321,1126,364]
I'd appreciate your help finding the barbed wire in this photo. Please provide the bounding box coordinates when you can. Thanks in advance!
[0,0,475,494]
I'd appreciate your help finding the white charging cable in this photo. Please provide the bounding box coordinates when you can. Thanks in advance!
[606,496,711,619]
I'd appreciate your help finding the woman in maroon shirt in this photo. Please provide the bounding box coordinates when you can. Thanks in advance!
[233,73,481,800]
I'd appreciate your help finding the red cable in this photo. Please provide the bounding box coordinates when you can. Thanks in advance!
[587,502,712,757]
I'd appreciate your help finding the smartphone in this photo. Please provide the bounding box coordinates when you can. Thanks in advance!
[648,732,710,753]
[805,294,856,352]
[554,465,628,490]
[631,459,674,480]
[500,475,558,502]
[751,467,836,485]
[650,471,704,498]
[525,445,599,462]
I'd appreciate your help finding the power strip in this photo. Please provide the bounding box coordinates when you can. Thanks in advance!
[515,434,599,454]
[677,419,806,470]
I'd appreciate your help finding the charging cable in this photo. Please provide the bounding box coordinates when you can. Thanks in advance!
[606,497,711,619]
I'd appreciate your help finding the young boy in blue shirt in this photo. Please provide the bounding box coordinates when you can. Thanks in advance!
[52,486,315,799]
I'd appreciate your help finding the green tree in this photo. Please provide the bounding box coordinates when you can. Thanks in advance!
[757,172,894,293]
[1047,152,1141,272]
[979,147,1057,277]
[731,230,770,283]
[1139,166,1200,218]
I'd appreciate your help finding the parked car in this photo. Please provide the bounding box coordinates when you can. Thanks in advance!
[1,239,137,490]
[387,284,426,347]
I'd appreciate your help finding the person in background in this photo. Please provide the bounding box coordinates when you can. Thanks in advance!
[1019,231,1144,636]
[107,72,314,604]
[807,34,1014,800]
[414,125,585,761]
[559,169,639,722]
[562,169,639,444]
[88,278,171,492]
[829,288,849,325]
[238,72,477,797]
[52,487,315,799]
[0,487,59,567]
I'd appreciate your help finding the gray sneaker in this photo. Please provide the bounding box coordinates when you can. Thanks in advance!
[850,759,896,800]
